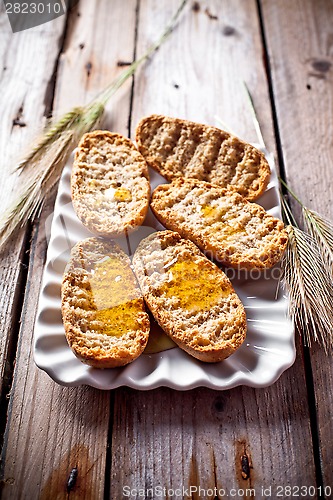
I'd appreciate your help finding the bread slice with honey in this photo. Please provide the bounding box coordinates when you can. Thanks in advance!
[71,131,150,237]
[61,237,150,368]
[132,230,247,362]
[151,178,288,270]
[135,114,270,201]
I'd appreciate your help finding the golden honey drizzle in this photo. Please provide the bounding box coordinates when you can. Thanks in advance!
[114,186,132,202]
[159,259,230,312]
[88,256,142,337]
[201,204,219,219]
[88,180,131,202]
[144,313,176,354]
[201,204,246,237]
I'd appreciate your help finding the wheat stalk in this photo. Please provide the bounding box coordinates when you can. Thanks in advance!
[281,224,333,353]
[303,209,333,280]
[16,107,83,172]
[242,83,333,353]
[279,181,333,352]
[0,0,189,252]
[280,192,333,352]
[280,178,333,278]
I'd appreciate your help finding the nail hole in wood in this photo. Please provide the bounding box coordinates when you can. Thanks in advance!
[223,25,236,36]
[312,59,331,73]
[12,105,26,127]
[192,2,200,12]
[117,61,131,67]
[85,62,92,77]
[241,455,250,480]
[213,397,225,412]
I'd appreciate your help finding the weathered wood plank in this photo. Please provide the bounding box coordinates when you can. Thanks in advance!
[261,0,333,491]
[1,197,111,500]
[112,374,314,498]
[0,0,137,498]
[110,0,317,497]
[0,1,67,406]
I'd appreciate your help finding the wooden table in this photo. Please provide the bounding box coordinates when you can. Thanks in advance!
[0,1,332,498]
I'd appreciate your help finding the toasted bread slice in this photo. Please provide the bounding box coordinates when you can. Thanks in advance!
[71,131,150,237]
[151,178,288,270]
[135,115,270,201]
[61,237,150,368]
[132,231,247,362]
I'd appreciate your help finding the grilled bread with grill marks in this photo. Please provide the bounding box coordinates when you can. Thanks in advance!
[135,115,270,201]
[72,131,150,237]
[150,178,288,270]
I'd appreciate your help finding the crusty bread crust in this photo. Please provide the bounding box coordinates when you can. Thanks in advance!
[132,231,247,362]
[71,130,150,237]
[151,178,288,270]
[135,115,270,201]
[61,237,150,368]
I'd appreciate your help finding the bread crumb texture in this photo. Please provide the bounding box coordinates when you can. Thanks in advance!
[151,178,288,270]
[135,115,270,201]
[133,230,247,362]
[71,130,150,237]
[61,237,150,368]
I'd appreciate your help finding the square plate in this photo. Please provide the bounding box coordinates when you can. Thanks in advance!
[33,147,295,390]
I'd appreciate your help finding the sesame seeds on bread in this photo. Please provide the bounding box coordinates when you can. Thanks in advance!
[61,237,150,368]
[132,230,247,362]
[135,114,270,201]
[150,178,288,270]
[71,130,150,237]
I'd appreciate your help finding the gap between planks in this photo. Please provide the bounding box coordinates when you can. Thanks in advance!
[257,0,327,493]
[110,0,317,497]
[0,1,137,498]
[0,4,71,452]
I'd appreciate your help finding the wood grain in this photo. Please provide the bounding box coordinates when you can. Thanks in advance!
[0,2,66,405]
[130,0,276,146]
[0,0,137,498]
[1,197,110,500]
[261,0,333,491]
[109,0,317,497]
[112,370,314,498]
[1,0,331,497]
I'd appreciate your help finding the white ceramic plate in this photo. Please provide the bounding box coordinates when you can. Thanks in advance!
[33,148,295,390]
